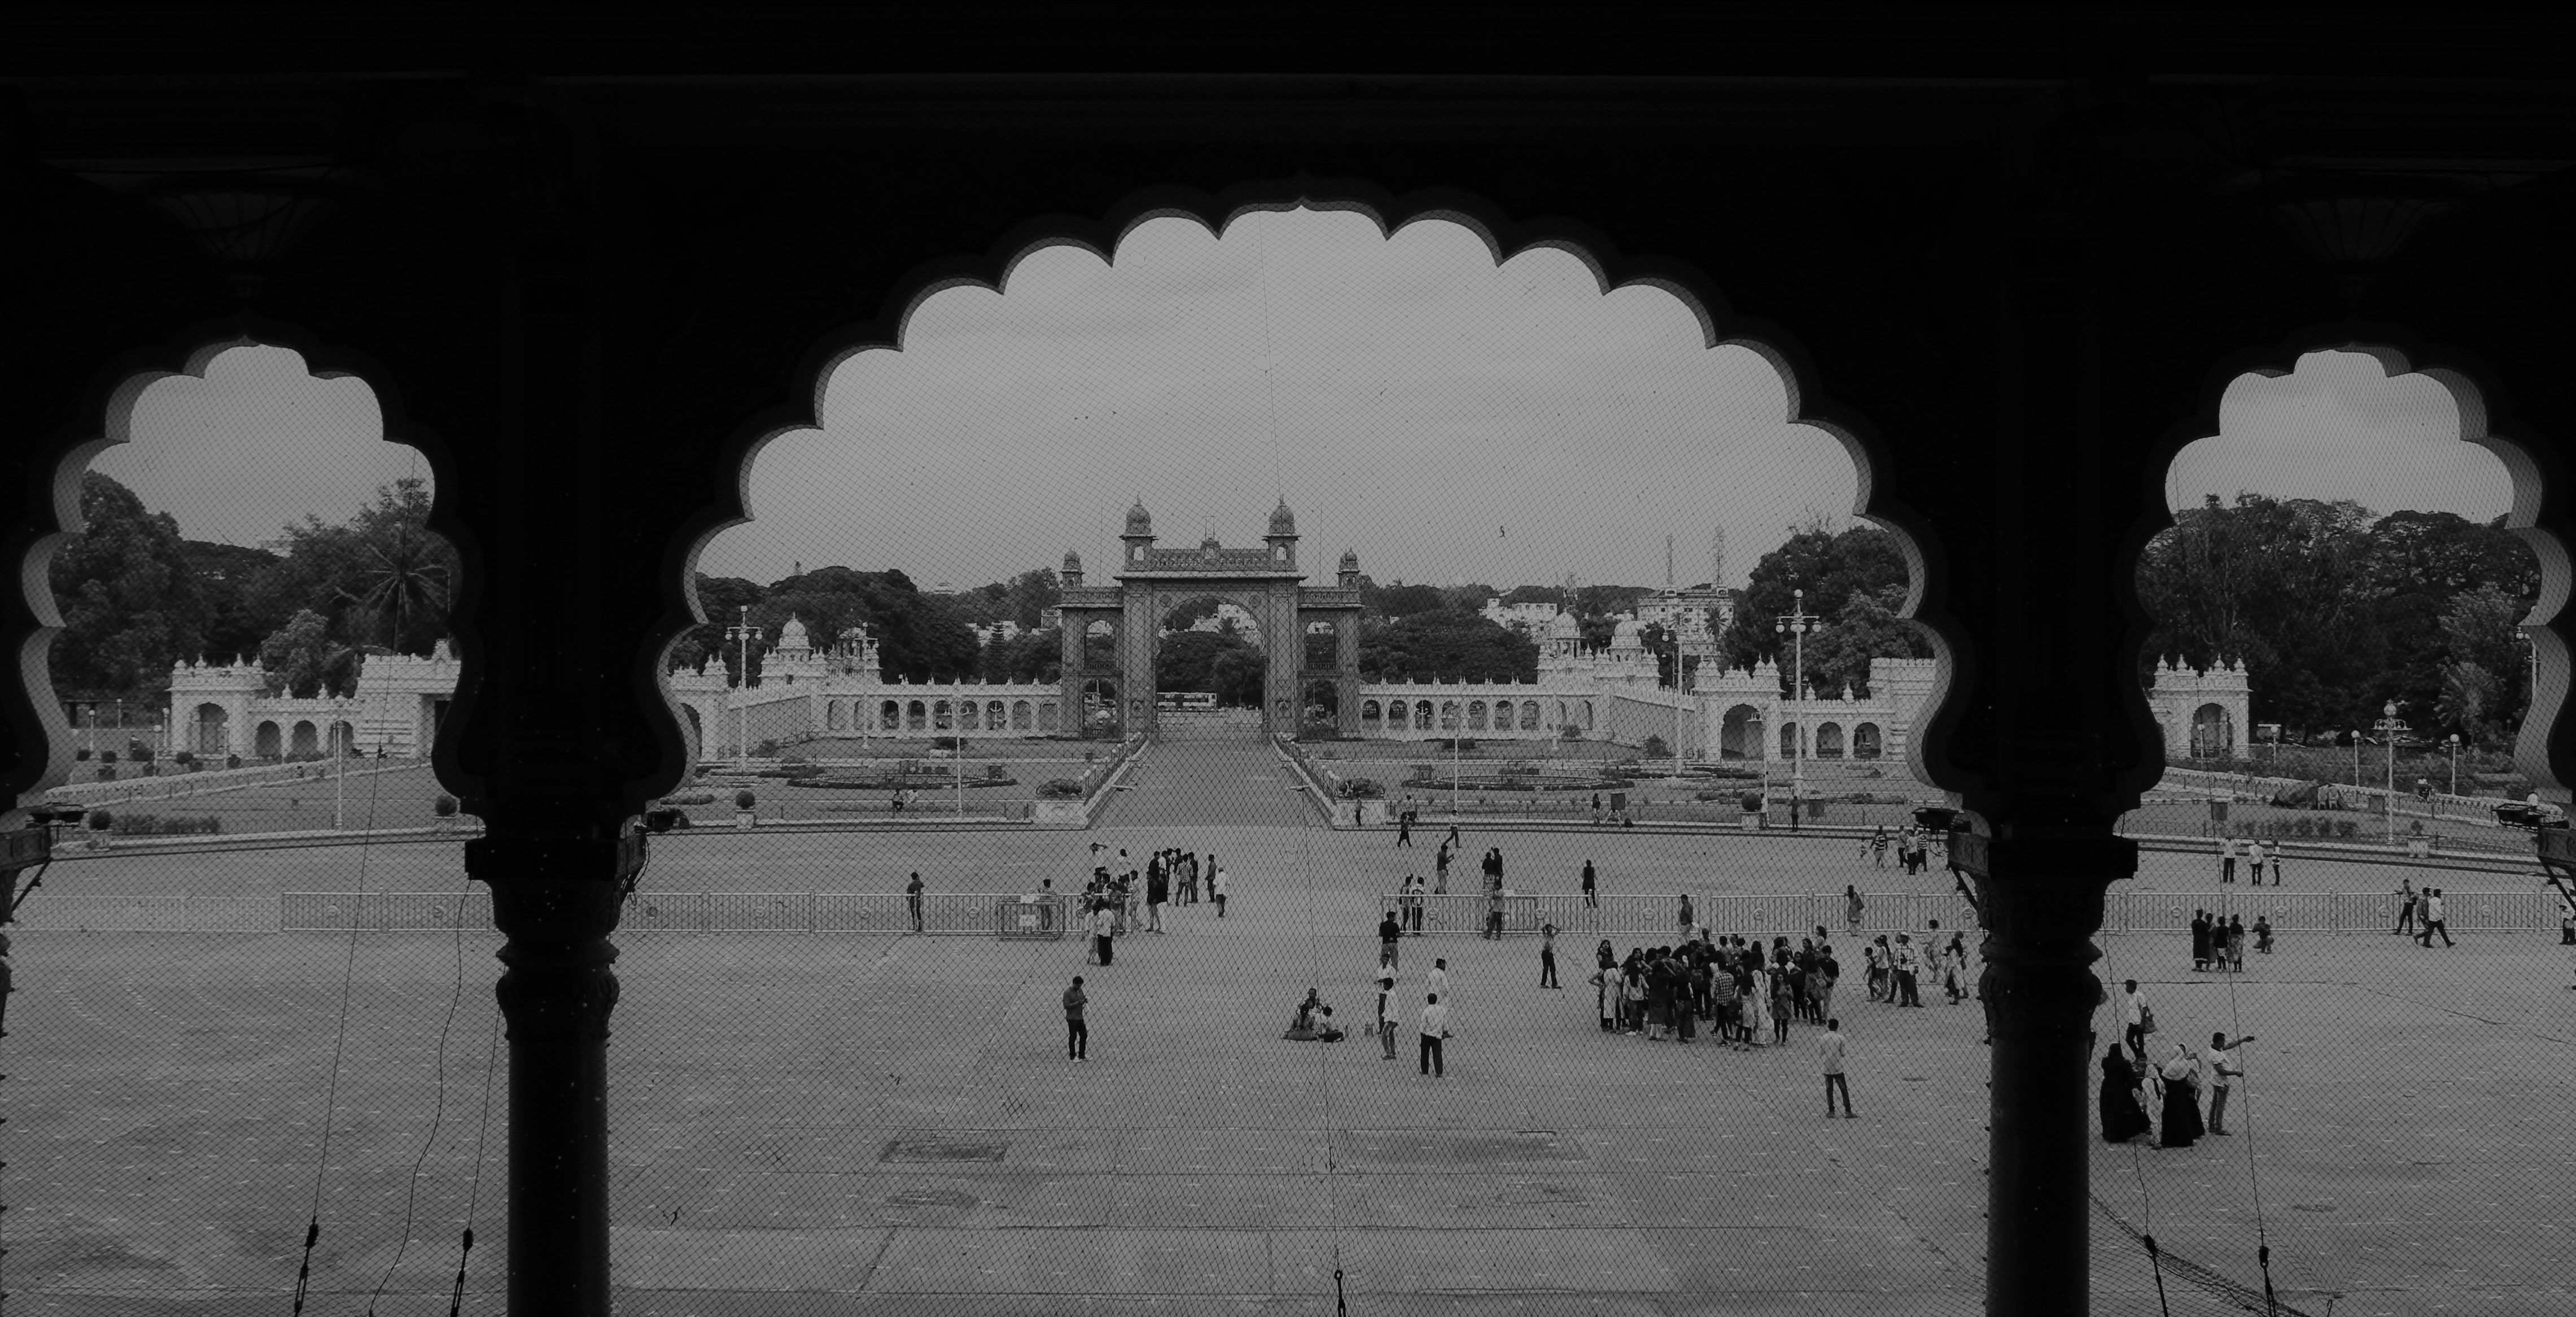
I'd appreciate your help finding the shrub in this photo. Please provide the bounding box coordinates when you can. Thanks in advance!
[109,813,222,836]
[1805,801,1827,822]
[87,809,113,830]
[734,789,756,810]
[75,747,91,761]
[1741,791,1765,812]
[1337,777,1385,799]
[2293,817,2315,837]
[1642,735,1669,758]
[174,750,196,766]
[1039,778,1084,799]
[2337,819,2359,838]
[1560,723,1583,739]
[781,763,825,778]
[2407,818,2425,836]
[96,765,116,780]
[662,792,716,806]
[226,754,242,769]
[434,794,460,818]
[755,738,779,757]
[100,750,117,764]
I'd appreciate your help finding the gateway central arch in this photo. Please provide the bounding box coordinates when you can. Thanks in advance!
[1056,499,1363,738]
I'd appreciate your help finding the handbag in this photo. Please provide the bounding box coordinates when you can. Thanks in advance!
[2138,1005,2158,1034]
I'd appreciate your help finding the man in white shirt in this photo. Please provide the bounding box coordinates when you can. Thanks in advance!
[1418,993,1451,1076]
[2245,840,2267,886]
[1374,975,1399,1059]
[1818,1018,1854,1117]
[2219,836,2238,884]
[1892,935,1923,1007]
[2206,1030,2254,1135]
[1424,958,1449,1002]
[2120,979,2150,1063]
[2417,887,2453,947]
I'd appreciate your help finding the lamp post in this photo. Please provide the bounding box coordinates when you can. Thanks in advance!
[1775,587,1818,834]
[2448,732,2461,801]
[2351,730,2361,788]
[2373,699,2409,844]
[724,606,763,769]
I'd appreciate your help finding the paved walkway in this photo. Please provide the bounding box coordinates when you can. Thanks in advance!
[1094,738,1318,830]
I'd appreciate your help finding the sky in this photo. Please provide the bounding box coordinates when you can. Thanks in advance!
[91,208,2510,591]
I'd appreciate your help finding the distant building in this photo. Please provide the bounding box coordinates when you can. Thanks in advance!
[1480,598,1564,635]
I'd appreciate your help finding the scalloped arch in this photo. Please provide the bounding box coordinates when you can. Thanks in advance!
[2122,329,2569,805]
[4,321,476,814]
[649,177,1969,803]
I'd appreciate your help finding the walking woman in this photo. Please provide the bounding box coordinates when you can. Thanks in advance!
[1593,945,1619,1032]
[1845,884,1865,930]
[1745,960,1773,1047]
[2100,1045,2152,1142]
[2155,1042,2205,1148]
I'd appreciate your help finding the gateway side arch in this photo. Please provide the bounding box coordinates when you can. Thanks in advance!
[1056,499,1362,738]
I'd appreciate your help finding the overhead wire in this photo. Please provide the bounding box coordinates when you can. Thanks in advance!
[363,857,483,1314]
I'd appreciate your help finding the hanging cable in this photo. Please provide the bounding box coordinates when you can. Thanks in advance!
[451,993,502,1317]
[292,749,389,1314]
[2220,933,2284,1315]
[364,865,482,1314]
[2096,926,2176,1317]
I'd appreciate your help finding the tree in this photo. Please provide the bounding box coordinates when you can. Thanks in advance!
[1156,630,1264,706]
[1800,585,1932,697]
[47,471,211,700]
[1717,522,1910,675]
[180,539,283,661]
[981,627,1062,683]
[2437,583,2529,744]
[256,608,358,699]
[1358,610,1538,683]
[247,477,457,657]
[1363,581,1446,620]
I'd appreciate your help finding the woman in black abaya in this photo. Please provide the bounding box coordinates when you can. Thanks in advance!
[2100,1045,2152,1143]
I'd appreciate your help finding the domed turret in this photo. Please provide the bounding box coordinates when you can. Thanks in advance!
[1061,550,1083,587]
[1610,616,1642,648]
[1267,498,1298,538]
[1337,548,1361,587]
[1124,500,1153,537]
[1548,611,1581,639]
[777,614,809,648]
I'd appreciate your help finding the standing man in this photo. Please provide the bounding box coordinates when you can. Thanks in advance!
[2418,887,2453,947]
[1375,975,1399,1059]
[1893,935,1922,1007]
[1433,844,1452,895]
[1402,873,1425,935]
[1820,1018,1856,1117]
[1090,900,1116,966]
[2120,979,2151,1064]
[2206,1030,2255,1135]
[1419,992,1451,1076]
[2245,839,2267,888]
[2219,835,2238,884]
[2394,879,2419,936]
[1678,893,1696,940]
[1210,863,1229,918]
[906,871,925,933]
[1396,812,1412,848]
[1379,910,1405,972]
[1870,826,1891,869]
[1581,859,1598,909]
[1145,861,1169,933]
[1063,976,1089,1062]
[1484,882,1506,941]
[1426,957,1450,1005]
[2556,880,2576,945]
[1540,920,1562,988]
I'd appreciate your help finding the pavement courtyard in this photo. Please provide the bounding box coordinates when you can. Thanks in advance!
[5,738,2573,1314]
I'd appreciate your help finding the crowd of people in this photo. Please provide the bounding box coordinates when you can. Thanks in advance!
[1066,845,1228,966]
[2105,975,2259,1150]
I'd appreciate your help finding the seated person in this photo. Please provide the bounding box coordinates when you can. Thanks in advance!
[2253,915,2275,953]
[1284,988,1335,1040]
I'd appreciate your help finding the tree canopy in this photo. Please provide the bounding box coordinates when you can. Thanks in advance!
[1358,610,1538,683]
[48,472,211,700]
[2136,494,2538,742]
[1715,522,1923,695]
[1154,630,1266,706]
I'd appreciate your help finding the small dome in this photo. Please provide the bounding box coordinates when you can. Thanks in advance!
[1610,616,1642,647]
[1267,498,1297,538]
[1062,550,1082,573]
[1337,548,1359,572]
[777,614,809,644]
[1548,612,1581,638]
[1125,501,1153,536]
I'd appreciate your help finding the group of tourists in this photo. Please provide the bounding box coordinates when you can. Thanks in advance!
[1853,922,1976,1010]
[1589,930,1847,1048]
[2189,909,2271,970]
[1074,845,1228,966]
[1865,824,1938,874]
[2215,836,2285,886]
[2391,879,2457,947]
[2105,978,2258,1149]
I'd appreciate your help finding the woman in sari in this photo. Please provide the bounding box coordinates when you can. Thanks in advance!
[1746,961,1773,1046]
[2100,1045,2152,1142]
[2155,1042,2205,1148]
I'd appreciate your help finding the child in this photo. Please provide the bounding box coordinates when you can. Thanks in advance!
[2253,914,2275,954]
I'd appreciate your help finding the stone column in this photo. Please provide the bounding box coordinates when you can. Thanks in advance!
[1969,832,2131,1316]
[469,834,632,1314]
